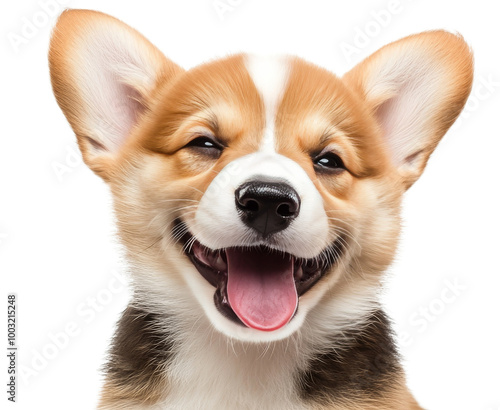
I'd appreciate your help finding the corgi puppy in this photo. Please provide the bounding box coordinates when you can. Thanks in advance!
[49,9,473,410]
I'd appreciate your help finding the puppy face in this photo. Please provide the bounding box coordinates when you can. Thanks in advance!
[49,10,473,343]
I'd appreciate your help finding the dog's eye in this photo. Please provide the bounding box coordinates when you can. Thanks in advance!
[184,136,224,157]
[313,152,346,172]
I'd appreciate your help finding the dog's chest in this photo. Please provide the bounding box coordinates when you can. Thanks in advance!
[159,330,311,410]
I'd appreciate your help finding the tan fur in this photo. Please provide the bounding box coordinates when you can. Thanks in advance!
[49,9,473,410]
[99,379,167,409]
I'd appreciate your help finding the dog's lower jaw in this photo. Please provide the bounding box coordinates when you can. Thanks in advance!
[98,300,422,410]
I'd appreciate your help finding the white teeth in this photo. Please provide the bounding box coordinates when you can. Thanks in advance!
[192,240,228,272]
[294,265,304,281]
[213,254,227,272]
[192,241,204,260]
[193,243,212,267]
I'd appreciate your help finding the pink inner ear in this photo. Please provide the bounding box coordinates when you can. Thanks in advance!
[86,72,145,152]
[374,80,431,168]
[72,25,159,154]
[375,93,408,166]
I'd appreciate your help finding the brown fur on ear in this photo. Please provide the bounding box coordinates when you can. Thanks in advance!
[49,9,184,180]
[343,30,473,189]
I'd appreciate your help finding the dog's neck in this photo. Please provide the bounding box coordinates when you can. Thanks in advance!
[165,312,311,409]
[103,281,403,409]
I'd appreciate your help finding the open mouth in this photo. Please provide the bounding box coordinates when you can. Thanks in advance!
[176,219,344,332]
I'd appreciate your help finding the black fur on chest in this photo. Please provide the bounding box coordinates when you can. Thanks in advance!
[104,306,400,404]
[298,310,401,404]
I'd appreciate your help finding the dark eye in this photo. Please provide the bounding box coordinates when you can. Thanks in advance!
[184,136,224,157]
[313,152,346,172]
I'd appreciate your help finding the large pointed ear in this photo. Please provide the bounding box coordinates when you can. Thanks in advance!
[343,31,473,189]
[49,9,184,179]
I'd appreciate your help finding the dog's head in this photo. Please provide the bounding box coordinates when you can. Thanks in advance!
[50,10,473,342]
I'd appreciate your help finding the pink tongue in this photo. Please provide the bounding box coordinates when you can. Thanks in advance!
[226,248,297,331]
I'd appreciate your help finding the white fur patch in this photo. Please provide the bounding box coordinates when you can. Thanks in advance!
[194,152,328,257]
[245,55,290,152]
[187,151,330,342]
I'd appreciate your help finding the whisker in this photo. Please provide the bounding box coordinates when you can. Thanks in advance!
[158,198,200,203]
[183,185,205,195]
[138,236,163,255]
[163,205,199,218]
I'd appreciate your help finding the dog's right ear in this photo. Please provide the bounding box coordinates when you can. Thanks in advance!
[49,9,184,180]
[343,31,473,189]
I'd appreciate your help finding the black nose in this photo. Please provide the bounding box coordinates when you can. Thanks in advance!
[235,178,300,237]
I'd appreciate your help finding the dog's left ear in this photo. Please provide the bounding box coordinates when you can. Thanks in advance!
[49,9,184,180]
[343,31,473,189]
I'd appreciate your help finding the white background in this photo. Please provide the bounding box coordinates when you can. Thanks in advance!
[1,0,499,409]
